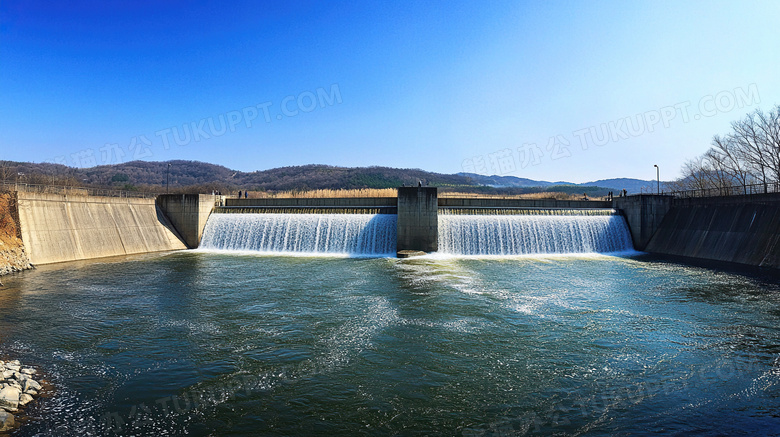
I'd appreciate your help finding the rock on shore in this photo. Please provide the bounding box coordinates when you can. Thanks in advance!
[0,359,43,432]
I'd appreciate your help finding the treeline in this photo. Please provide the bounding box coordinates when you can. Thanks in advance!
[670,105,780,193]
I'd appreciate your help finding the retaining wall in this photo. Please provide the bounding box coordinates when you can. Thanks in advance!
[17,192,186,265]
[644,196,780,269]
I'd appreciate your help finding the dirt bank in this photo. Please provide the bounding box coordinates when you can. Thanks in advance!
[0,191,32,277]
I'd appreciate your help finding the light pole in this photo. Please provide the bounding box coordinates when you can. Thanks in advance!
[653,164,660,195]
[166,163,171,194]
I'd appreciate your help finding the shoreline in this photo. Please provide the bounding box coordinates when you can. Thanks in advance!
[0,358,46,434]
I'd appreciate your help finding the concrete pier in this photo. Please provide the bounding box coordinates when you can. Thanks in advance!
[613,195,674,250]
[396,187,438,253]
[156,194,217,248]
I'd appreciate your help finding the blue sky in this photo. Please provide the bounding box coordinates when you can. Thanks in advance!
[1,1,778,183]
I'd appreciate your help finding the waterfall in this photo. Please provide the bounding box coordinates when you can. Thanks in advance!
[437,209,633,255]
[200,213,397,256]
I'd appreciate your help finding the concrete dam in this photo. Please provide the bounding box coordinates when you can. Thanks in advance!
[3,186,778,269]
[197,187,632,257]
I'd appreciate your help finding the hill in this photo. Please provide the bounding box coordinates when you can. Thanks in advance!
[1,160,478,192]
[459,173,655,193]
[580,178,656,193]
[1,159,648,195]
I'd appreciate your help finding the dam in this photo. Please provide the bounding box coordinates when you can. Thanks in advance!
[193,187,629,257]
[3,186,779,268]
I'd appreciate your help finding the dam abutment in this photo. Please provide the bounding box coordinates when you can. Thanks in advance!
[156,194,217,248]
[613,195,674,250]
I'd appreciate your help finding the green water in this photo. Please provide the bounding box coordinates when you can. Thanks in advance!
[1,252,779,436]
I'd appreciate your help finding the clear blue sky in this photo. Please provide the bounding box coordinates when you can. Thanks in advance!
[1,1,778,183]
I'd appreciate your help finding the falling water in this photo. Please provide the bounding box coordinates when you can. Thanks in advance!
[200,213,397,256]
[437,209,634,255]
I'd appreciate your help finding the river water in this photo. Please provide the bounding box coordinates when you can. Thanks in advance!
[1,251,780,436]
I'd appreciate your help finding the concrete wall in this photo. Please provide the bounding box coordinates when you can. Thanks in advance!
[613,195,674,250]
[640,193,780,269]
[645,203,780,268]
[397,187,438,252]
[17,192,186,265]
[226,197,397,207]
[156,194,216,248]
[439,198,612,209]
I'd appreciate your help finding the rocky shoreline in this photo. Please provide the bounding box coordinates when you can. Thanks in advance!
[0,360,44,433]
[0,246,32,279]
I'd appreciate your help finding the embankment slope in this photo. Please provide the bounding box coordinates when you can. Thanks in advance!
[16,192,186,265]
[645,202,780,269]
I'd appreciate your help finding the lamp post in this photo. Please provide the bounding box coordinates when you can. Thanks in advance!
[166,163,171,194]
[653,164,660,195]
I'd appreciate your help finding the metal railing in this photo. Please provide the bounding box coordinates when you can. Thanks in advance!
[668,182,780,199]
[0,180,161,199]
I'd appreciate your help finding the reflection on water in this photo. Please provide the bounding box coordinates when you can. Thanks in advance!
[0,251,779,436]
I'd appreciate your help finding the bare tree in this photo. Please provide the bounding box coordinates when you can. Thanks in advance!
[730,110,770,192]
[679,157,712,192]
[0,161,15,182]
[754,107,780,184]
[710,135,753,193]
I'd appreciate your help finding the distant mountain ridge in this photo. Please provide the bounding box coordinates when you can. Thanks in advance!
[0,159,654,194]
[459,173,656,193]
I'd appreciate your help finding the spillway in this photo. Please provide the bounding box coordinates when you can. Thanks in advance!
[200,213,397,256]
[437,209,633,255]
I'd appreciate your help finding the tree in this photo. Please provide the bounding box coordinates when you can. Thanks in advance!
[675,104,780,194]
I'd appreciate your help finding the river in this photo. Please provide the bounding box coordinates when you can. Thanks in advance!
[1,251,779,435]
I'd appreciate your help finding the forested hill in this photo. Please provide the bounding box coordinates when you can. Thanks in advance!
[1,160,477,191]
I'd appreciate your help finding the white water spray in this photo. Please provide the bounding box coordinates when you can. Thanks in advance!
[437,209,633,255]
[200,213,397,255]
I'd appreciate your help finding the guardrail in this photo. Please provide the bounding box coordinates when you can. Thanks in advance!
[669,182,780,199]
[0,181,161,199]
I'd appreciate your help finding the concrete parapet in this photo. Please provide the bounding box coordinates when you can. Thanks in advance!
[613,195,674,250]
[438,198,612,209]
[156,194,216,248]
[226,197,397,208]
[672,192,780,207]
[397,187,438,253]
[17,192,186,265]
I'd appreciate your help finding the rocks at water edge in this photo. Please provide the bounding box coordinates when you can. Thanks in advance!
[0,410,13,433]
[0,359,44,432]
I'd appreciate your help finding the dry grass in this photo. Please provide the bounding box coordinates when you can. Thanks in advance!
[248,188,398,198]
